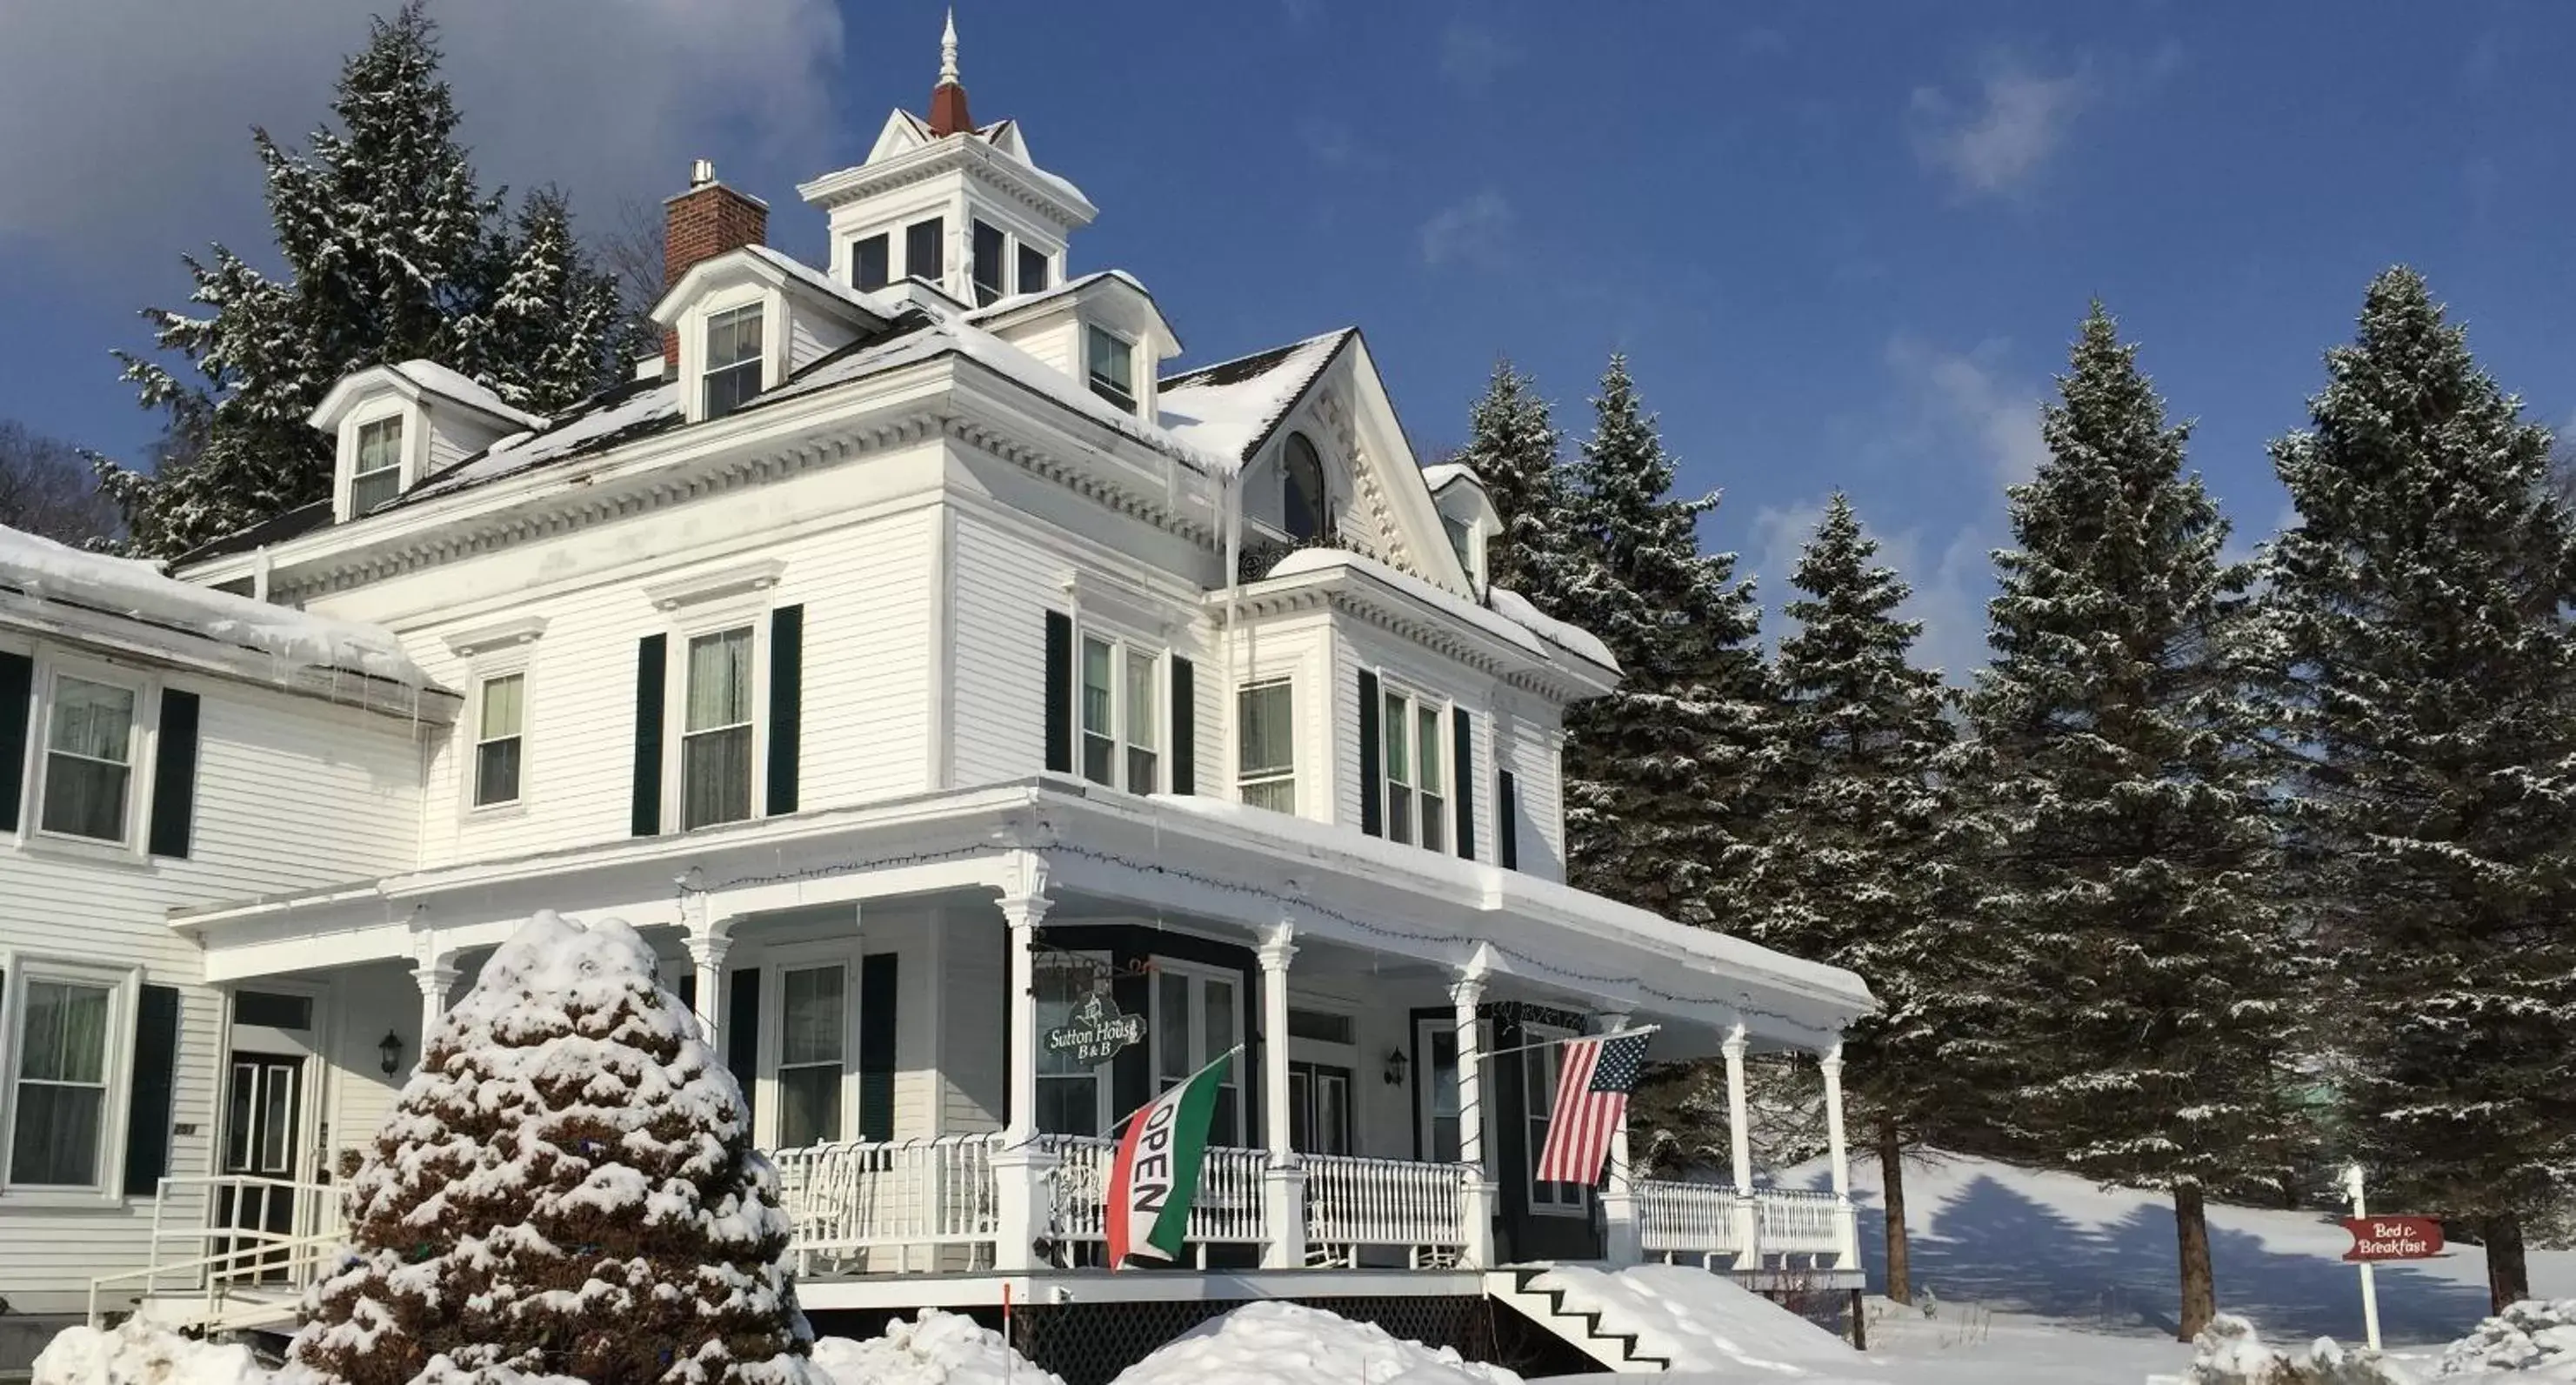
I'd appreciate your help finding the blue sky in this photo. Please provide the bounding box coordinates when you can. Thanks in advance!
[3,2,2572,675]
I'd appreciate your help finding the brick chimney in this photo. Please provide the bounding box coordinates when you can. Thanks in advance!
[661,158,769,370]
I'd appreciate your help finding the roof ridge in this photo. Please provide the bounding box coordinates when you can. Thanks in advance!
[1160,326,1352,389]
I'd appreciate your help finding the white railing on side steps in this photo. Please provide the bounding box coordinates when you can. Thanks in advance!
[1300,1154,1473,1267]
[1633,1181,1852,1269]
[1636,1179,1742,1263]
[88,1174,344,1330]
[769,1134,1003,1273]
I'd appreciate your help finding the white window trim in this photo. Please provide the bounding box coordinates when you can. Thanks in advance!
[18,650,159,864]
[1072,626,1166,795]
[1376,678,1452,855]
[466,665,531,816]
[1234,675,1297,815]
[678,282,787,425]
[333,398,425,522]
[759,939,864,1151]
[1150,957,1247,1147]
[0,953,143,1205]
[666,605,768,833]
[1523,1020,1590,1215]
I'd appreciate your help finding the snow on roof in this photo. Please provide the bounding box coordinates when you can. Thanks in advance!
[408,377,684,501]
[740,244,898,322]
[962,268,1162,330]
[1490,585,1619,672]
[0,524,432,688]
[389,359,544,428]
[1157,331,1349,465]
[1421,460,1481,492]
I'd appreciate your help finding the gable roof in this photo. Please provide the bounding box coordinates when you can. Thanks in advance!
[1157,330,1352,466]
[308,358,544,432]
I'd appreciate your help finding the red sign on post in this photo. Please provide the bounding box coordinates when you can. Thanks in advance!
[2341,1216,2444,1262]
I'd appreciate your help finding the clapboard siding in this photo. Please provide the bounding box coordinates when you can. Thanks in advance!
[948,511,1051,786]
[938,910,1005,1135]
[1504,708,1566,882]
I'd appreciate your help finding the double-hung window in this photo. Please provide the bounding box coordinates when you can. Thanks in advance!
[971,220,1006,305]
[1078,635,1159,792]
[41,675,136,843]
[682,627,754,829]
[703,304,764,420]
[905,217,944,282]
[472,673,524,808]
[9,978,114,1188]
[1380,688,1447,853]
[776,964,845,1148]
[851,233,891,291]
[1236,679,1296,813]
[1524,1024,1587,1209]
[350,416,404,515]
[1086,325,1137,415]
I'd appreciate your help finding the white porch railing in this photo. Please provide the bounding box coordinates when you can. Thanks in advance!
[1752,1187,1844,1261]
[1300,1154,1474,1267]
[1634,1181,1853,1272]
[1037,1134,1271,1263]
[88,1174,345,1330]
[1636,1180,1741,1264]
[770,1134,1002,1274]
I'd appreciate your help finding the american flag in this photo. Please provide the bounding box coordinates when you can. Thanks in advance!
[1534,1029,1653,1186]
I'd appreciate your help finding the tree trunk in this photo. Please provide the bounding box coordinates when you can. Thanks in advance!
[1879,1116,1911,1305]
[2174,1182,2215,1342]
[2486,1212,2529,1314]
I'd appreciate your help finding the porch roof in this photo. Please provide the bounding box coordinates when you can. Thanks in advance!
[169,778,1873,1051]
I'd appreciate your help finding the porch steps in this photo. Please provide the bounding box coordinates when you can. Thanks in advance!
[1482,1268,1672,1375]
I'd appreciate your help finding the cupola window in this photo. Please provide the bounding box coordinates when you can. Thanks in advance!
[1086,325,1137,414]
[703,304,764,420]
[972,220,1006,305]
[350,416,405,515]
[1283,432,1327,542]
[1018,244,1049,295]
[905,217,944,282]
[852,233,891,291]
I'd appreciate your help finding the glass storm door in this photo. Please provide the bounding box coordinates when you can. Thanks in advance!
[217,1055,303,1281]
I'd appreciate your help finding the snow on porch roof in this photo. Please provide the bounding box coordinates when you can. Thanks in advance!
[1157,330,1351,467]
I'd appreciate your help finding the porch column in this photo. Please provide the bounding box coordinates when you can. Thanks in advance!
[1451,967,1496,1269]
[686,923,733,1047]
[1821,1040,1860,1270]
[1598,1009,1640,1267]
[989,855,1057,1272]
[1258,922,1305,1268]
[1724,1022,1758,1268]
[413,953,460,1058]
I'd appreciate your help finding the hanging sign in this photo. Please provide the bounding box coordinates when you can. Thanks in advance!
[1045,992,1145,1067]
[2340,1216,2444,1262]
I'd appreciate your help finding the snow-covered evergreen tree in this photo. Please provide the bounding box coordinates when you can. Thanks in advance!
[291,912,824,1385]
[1456,358,1575,599]
[1752,493,1964,1303]
[1955,304,2302,1341]
[99,4,623,556]
[2261,267,2576,1313]
[1554,354,1772,930]
[471,189,642,415]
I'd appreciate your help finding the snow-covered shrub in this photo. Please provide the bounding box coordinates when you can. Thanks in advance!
[809,1310,1059,1385]
[1109,1301,1518,1385]
[2434,1299,2576,1376]
[34,1317,267,1385]
[290,912,826,1385]
[2187,1314,2414,1384]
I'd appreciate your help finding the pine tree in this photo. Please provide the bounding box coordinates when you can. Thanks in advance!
[98,4,623,556]
[1456,358,1575,598]
[472,189,644,414]
[291,912,826,1385]
[2262,267,2576,1313]
[1956,305,2302,1340]
[1555,354,1771,929]
[1752,494,1962,1303]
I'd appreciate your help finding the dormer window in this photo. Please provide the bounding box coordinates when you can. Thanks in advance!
[704,304,764,419]
[1018,244,1049,294]
[972,220,1006,305]
[852,233,891,291]
[905,217,944,282]
[1445,515,1475,577]
[350,416,405,515]
[1283,433,1327,543]
[1087,325,1137,415]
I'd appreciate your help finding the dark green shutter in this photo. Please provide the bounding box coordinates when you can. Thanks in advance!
[858,953,899,1141]
[123,985,181,1196]
[1170,656,1196,794]
[632,635,666,836]
[1498,769,1519,870]
[1358,670,1383,837]
[727,968,761,1128]
[147,690,200,858]
[1452,708,1475,861]
[1044,611,1073,773]
[0,651,30,833]
[766,605,804,815]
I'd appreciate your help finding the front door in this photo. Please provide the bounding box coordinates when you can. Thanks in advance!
[1288,1061,1353,1155]
[217,1054,304,1281]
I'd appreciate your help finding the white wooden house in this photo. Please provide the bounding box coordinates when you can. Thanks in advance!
[2,20,1876,1373]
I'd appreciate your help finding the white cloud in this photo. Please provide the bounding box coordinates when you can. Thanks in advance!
[1438,20,1521,91]
[1909,58,2090,196]
[1884,336,2049,485]
[0,0,845,283]
[1418,191,1515,270]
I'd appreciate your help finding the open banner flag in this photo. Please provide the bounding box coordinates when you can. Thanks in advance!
[1106,1047,1237,1267]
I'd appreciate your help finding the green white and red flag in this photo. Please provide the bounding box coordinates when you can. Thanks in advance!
[1106,1047,1238,1268]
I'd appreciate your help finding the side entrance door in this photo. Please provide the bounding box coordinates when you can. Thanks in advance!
[216,1054,304,1282]
[1288,1061,1353,1155]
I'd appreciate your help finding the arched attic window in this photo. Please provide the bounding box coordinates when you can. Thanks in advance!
[1282,432,1328,543]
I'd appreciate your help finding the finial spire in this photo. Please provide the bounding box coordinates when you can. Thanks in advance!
[927,8,973,137]
[938,8,959,86]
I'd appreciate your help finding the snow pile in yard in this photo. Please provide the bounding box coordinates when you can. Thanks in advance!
[2434,1301,2576,1377]
[811,1310,1059,1385]
[0,524,430,687]
[1525,1262,1852,1374]
[1110,1301,1517,1385]
[33,1318,267,1385]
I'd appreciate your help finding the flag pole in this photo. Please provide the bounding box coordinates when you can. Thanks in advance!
[1476,1024,1660,1064]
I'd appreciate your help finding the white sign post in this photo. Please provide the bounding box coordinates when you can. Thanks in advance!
[2343,1163,2383,1351]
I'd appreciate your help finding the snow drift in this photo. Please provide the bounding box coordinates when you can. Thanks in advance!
[33,1318,267,1385]
[1109,1301,1517,1385]
[810,1310,1059,1385]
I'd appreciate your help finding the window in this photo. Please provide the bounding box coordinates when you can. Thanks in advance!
[971,220,1005,305]
[1018,244,1049,295]
[1380,688,1449,853]
[1425,1027,1462,1163]
[1525,1025,1586,1209]
[703,304,764,420]
[1282,433,1327,542]
[472,673,524,807]
[350,416,404,515]
[776,965,845,1148]
[1418,703,1447,853]
[851,233,891,291]
[904,217,944,282]
[10,980,112,1187]
[1078,635,1159,792]
[1034,956,1109,1136]
[682,627,754,829]
[1444,515,1476,578]
[1286,1007,1354,1045]
[1156,967,1242,1145]
[1237,679,1295,813]
[1086,325,1136,414]
[1384,689,1413,846]
[41,675,135,843]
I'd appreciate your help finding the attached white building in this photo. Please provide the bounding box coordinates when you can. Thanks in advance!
[1,21,1874,1373]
